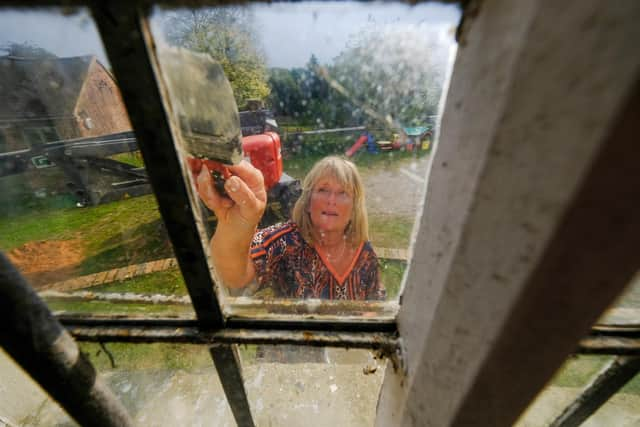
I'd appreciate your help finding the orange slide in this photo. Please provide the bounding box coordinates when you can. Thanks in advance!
[345,135,368,157]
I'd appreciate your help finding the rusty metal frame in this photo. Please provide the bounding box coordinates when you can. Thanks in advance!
[0,2,638,427]
[61,323,400,352]
[59,320,635,356]
[57,313,397,333]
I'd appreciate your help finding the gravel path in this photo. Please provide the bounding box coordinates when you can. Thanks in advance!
[361,154,430,218]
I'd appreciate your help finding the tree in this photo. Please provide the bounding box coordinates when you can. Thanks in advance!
[0,42,57,59]
[327,26,450,128]
[267,67,304,117]
[268,55,354,128]
[266,26,452,130]
[163,8,270,108]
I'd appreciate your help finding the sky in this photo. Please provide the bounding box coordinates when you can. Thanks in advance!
[0,2,460,68]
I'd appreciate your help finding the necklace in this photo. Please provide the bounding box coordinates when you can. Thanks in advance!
[324,237,347,262]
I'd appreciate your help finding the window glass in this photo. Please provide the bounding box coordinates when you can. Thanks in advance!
[0,8,193,317]
[6,343,230,425]
[515,355,614,426]
[586,371,640,426]
[150,2,460,314]
[0,348,72,426]
[239,344,386,426]
[516,273,640,426]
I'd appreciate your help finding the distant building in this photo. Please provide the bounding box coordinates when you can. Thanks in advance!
[0,55,131,154]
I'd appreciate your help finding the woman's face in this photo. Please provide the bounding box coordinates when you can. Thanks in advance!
[308,175,353,235]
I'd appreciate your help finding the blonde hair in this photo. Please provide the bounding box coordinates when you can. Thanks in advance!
[292,156,369,244]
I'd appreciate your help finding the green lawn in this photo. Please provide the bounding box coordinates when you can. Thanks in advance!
[0,194,174,275]
[379,259,406,299]
[43,268,191,315]
[109,152,145,168]
[550,354,640,395]
[368,215,413,249]
[283,145,428,180]
[89,268,187,295]
[46,299,192,315]
[79,342,211,371]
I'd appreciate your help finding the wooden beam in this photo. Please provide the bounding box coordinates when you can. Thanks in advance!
[376,0,640,425]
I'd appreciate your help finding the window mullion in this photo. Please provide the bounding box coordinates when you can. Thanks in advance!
[89,1,225,329]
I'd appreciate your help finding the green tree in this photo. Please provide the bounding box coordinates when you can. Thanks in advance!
[0,42,57,59]
[163,8,270,108]
[328,27,450,128]
[267,67,304,117]
[268,56,354,128]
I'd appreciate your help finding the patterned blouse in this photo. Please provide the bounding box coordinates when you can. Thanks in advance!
[249,221,385,300]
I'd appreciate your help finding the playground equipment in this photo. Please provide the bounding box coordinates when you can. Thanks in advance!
[345,132,379,157]
[403,126,433,152]
[344,126,433,156]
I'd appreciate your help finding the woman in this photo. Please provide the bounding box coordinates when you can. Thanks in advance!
[196,156,385,300]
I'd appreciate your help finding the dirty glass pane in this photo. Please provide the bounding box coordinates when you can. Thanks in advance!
[2,343,231,426]
[517,273,640,426]
[585,372,640,427]
[239,344,386,426]
[149,2,460,314]
[516,355,640,427]
[0,348,72,426]
[515,355,615,426]
[0,8,193,317]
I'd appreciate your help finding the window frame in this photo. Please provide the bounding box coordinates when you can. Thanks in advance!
[0,2,638,427]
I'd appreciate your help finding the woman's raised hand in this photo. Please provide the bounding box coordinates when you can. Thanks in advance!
[196,160,267,230]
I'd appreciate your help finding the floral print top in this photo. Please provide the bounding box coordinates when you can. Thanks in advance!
[250,221,385,300]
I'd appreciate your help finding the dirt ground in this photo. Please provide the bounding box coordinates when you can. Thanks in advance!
[6,239,84,288]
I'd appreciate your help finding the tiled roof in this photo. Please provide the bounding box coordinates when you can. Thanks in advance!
[0,55,95,120]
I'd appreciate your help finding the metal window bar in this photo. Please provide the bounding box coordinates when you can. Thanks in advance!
[210,344,256,427]
[86,3,257,424]
[89,1,225,331]
[0,253,133,427]
[549,356,640,427]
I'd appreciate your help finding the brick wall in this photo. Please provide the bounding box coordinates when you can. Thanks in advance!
[74,59,132,137]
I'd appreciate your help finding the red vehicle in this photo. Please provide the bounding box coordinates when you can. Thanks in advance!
[237,109,300,225]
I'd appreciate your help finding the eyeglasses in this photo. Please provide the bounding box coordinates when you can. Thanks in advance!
[312,187,353,204]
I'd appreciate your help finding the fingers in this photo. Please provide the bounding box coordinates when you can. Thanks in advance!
[223,175,266,225]
[197,166,232,211]
[195,160,265,227]
[227,160,267,202]
[188,158,203,186]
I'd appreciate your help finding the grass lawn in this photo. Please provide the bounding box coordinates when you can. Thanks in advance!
[109,152,145,168]
[43,268,191,315]
[284,149,428,181]
[368,215,413,249]
[0,194,173,275]
[89,268,187,295]
[46,299,192,315]
[379,259,406,299]
[79,342,211,371]
[549,355,640,396]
